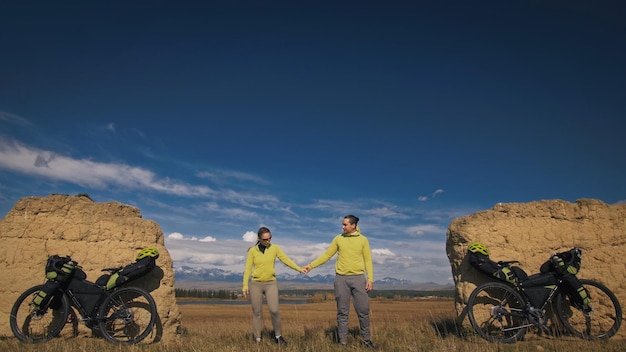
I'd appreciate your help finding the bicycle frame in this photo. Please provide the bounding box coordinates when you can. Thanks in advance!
[61,286,109,326]
[534,280,561,310]
[505,278,564,331]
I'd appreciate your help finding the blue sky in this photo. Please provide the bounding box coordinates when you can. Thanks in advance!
[1,1,625,285]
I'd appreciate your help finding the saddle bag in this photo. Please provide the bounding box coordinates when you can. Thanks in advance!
[96,256,156,290]
[467,250,527,284]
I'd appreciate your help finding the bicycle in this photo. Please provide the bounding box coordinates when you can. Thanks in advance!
[9,250,158,344]
[466,248,622,343]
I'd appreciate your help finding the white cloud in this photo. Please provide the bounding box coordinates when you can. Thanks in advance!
[0,111,32,126]
[164,234,453,283]
[365,206,410,219]
[406,224,445,237]
[372,248,395,256]
[0,136,459,284]
[167,232,184,240]
[418,196,428,201]
[0,139,215,196]
[243,231,257,242]
[170,250,244,266]
[371,248,396,265]
[197,169,269,185]
[167,232,216,242]
[432,189,444,197]
[166,238,251,269]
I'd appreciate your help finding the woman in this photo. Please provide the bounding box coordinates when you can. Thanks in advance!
[243,226,304,345]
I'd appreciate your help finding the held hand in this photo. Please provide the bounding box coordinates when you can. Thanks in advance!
[243,289,249,298]
[365,281,373,293]
[302,265,311,274]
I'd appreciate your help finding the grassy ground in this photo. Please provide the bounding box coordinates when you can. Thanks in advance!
[1,298,624,351]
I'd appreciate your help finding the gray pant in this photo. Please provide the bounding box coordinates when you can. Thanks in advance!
[249,280,281,339]
[334,274,371,341]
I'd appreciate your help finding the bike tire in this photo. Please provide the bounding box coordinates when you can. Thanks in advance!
[555,279,622,339]
[467,281,529,343]
[97,286,157,344]
[9,285,70,343]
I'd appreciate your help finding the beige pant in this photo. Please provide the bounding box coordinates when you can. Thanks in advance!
[249,280,281,339]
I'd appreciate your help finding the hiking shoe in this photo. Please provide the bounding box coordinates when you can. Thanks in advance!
[364,340,375,349]
[275,336,287,345]
[338,338,347,346]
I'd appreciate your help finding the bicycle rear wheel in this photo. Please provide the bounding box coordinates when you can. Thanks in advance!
[555,279,622,339]
[97,287,157,344]
[9,285,70,343]
[467,281,529,343]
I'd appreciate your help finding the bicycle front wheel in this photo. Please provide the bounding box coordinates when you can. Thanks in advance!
[555,279,622,339]
[467,281,529,343]
[97,287,157,344]
[9,285,70,343]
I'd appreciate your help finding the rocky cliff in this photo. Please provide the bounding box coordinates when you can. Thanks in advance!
[446,198,626,338]
[0,195,181,343]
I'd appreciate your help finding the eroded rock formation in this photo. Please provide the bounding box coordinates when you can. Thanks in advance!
[0,195,181,343]
[446,198,626,338]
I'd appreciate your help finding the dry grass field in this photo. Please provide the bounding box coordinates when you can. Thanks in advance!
[1,298,625,351]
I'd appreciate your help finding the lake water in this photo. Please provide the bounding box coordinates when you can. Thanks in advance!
[177,300,310,306]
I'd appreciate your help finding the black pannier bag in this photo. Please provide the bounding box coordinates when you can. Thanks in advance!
[540,247,590,306]
[32,255,77,311]
[96,256,157,290]
[67,267,104,316]
[467,242,527,284]
[32,280,62,311]
[520,273,559,308]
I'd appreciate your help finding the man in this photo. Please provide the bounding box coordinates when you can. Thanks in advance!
[304,215,375,349]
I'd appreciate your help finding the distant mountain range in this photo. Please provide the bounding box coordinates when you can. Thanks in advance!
[173,266,453,290]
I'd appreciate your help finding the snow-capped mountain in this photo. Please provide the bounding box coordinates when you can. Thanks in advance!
[173,266,336,284]
[174,266,242,282]
[173,266,453,290]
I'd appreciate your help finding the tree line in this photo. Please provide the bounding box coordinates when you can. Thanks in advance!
[279,289,454,299]
[175,288,238,299]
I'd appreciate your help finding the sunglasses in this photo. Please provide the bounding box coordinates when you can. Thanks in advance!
[260,237,272,241]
